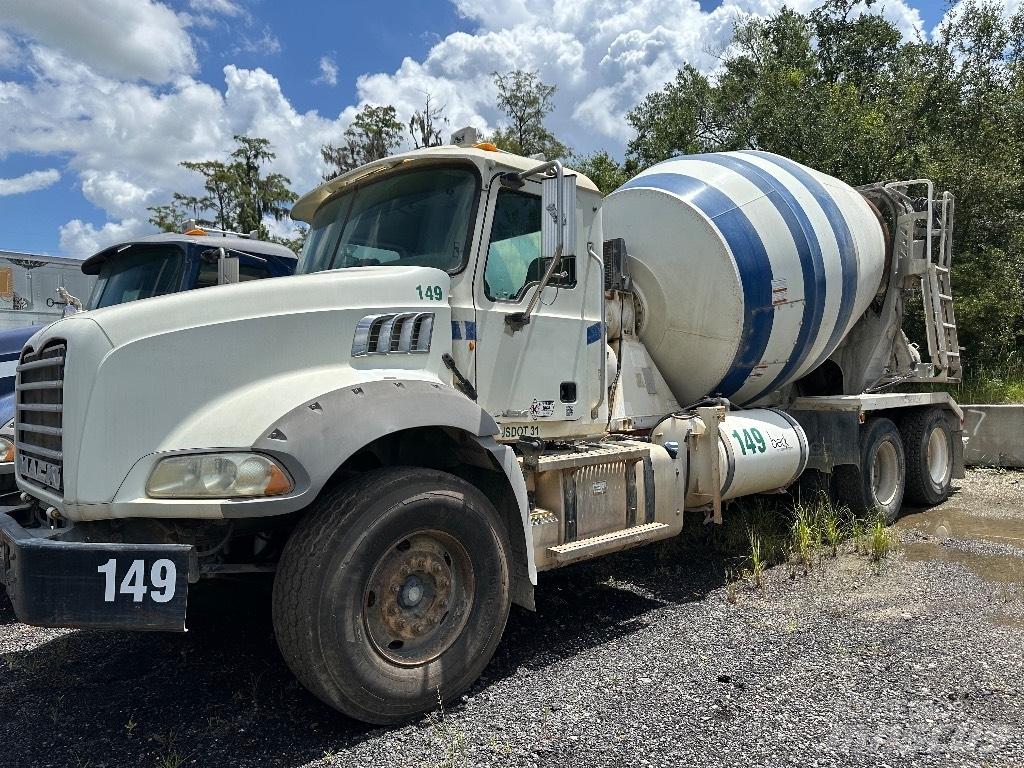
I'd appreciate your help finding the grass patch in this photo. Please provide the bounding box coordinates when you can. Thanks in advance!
[913,356,1024,404]
[748,529,766,589]
[424,691,467,768]
[869,515,896,563]
[714,490,903,598]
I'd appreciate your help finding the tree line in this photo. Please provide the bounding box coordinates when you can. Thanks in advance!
[149,0,1023,366]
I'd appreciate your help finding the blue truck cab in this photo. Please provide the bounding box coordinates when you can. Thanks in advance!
[0,231,297,491]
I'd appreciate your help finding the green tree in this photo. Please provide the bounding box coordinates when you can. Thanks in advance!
[624,0,1024,366]
[147,135,299,242]
[491,70,567,160]
[321,104,404,179]
[568,150,633,195]
[230,136,297,235]
[177,160,237,230]
[409,92,448,148]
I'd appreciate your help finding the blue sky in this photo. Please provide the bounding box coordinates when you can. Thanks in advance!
[0,0,963,256]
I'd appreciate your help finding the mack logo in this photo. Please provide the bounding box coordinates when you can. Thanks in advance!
[19,454,61,490]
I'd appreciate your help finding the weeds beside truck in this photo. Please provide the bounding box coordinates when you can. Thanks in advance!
[0,139,963,724]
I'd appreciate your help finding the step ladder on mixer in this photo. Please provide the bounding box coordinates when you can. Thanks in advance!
[886,180,963,383]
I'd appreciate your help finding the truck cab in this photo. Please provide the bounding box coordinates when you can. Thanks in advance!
[0,231,297,491]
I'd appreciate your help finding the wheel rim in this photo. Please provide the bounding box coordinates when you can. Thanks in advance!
[363,529,475,667]
[871,439,900,508]
[926,425,951,487]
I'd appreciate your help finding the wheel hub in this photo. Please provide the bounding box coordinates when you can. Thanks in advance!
[363,530,474,665]
[871,439,900,509]
[926,425,951,486]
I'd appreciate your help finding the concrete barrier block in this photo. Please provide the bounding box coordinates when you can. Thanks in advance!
[962,404,1024,468]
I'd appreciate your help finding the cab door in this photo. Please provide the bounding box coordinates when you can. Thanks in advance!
[472,174,602,440]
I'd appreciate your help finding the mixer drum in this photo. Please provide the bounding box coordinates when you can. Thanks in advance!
[602,151,886,406]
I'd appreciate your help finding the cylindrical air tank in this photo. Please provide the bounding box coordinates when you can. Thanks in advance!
[602,151,887,406]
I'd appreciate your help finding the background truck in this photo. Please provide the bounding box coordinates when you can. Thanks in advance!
[0,138,963,724]
[0,229,297,492]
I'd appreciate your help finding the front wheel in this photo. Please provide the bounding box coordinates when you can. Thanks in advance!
[272,467,511,724]
[835,417,906,524]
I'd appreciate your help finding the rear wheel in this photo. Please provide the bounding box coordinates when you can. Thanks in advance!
[835,417,906,524]
[900,408,954,506]
[272,467,511,724]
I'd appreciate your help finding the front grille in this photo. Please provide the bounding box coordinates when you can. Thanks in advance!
[15,340,65,492]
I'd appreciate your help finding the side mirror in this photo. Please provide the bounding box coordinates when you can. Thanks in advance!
[216,248,240,285]
[541,172,577,260]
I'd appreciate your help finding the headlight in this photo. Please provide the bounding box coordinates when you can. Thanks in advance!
[0,437,13,463]
[146,452,293,499]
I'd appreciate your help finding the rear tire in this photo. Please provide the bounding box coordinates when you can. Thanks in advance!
[899,408,954,507]
[834,417,906,524]
[272,467,511,724]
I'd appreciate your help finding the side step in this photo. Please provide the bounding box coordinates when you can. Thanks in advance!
[548,522,670,565]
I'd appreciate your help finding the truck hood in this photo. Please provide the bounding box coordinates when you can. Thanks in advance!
[19,266,453,516]
[79,266,437,348]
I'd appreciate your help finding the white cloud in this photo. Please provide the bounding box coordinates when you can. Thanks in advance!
[189,0,245,17]
[0,30,19,69]
[58,217,150,256]
[79,170,154,219]
[233,27,282,57]
[358,0,927,156]
[315,55,338,86]
[0,40,349,254]
[0,0,934,255]
[0,0,195,83]
[0,168,60,196]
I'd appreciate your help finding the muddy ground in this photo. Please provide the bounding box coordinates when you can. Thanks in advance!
[1,468,1022,767]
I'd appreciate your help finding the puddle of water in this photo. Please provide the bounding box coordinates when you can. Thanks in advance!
[989,613,1024,630]
[898,509,1024,584]
[897,508,1024,549]
[902,541,1024,583]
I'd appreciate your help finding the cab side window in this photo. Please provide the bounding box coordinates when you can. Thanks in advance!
[484,190,541,301]
[197,256,272,288]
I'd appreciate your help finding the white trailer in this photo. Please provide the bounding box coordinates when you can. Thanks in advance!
[0,139,963,724]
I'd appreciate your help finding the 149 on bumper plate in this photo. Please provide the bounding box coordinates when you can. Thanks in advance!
[0,510,195,632]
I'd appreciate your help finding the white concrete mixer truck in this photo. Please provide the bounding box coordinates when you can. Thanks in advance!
[0,135,964,724]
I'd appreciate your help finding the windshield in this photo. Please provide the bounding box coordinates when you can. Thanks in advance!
[87,245,186,309]
[299,166,478,274]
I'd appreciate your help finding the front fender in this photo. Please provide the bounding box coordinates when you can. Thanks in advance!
[250,378,537,583]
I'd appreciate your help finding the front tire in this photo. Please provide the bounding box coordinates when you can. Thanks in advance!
[272,467,511,724]
[835,417,906,524]
[900,408,954,506]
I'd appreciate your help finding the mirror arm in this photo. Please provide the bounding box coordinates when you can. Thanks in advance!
[504,160,565,332]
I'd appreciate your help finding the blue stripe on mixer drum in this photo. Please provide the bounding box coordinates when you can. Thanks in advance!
[744,152,859,373]
[620,172,774,397]
[691,153,827,399]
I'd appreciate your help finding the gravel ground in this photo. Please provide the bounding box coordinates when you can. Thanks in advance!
[1,468,1022,768]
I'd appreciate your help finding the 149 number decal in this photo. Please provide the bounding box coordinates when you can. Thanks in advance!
[416,284,443,301]
[97,558,177,603]
[732,427,767,455]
